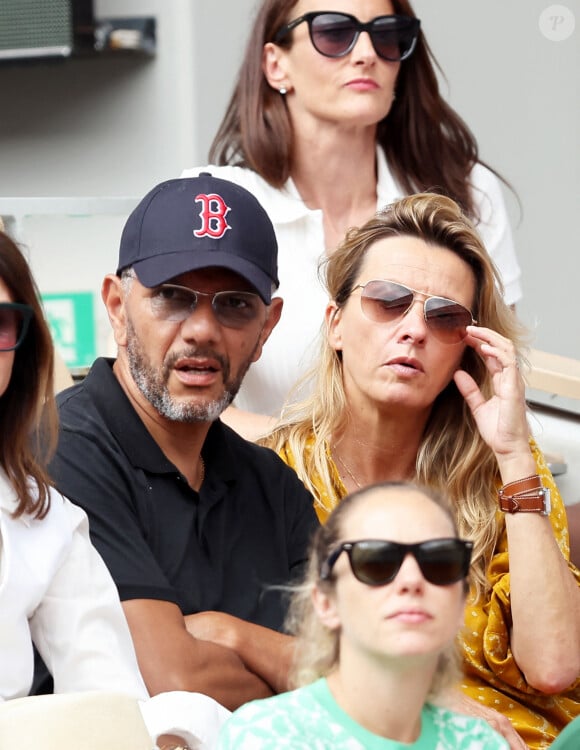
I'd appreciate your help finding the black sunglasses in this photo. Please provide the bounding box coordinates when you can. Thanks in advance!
[275,12,420,62]
[352,279,476,345]
[321,538,473,586]
[0,302,34,352]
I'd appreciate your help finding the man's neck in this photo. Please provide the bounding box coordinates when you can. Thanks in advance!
[113,358,210,489]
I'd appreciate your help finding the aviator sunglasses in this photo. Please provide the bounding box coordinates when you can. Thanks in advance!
[275,12,420,62]
[352,279,476,345]
[149,283,263,329]
[321,538,473,587]
[0,302,33,352]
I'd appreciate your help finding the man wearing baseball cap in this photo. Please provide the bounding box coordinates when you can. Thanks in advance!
[47,175,319,712]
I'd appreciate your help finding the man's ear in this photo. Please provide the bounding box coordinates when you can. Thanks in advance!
[101,274,128,348]
[326,301,343,352]
[262,42,292,94]
[251,296,284,363]
[312,584,341,631]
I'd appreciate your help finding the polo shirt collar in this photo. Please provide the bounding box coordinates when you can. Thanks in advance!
[83,358,237,482]
[264,145,400,225]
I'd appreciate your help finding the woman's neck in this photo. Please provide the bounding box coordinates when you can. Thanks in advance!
[290,124,379,253]
[326,652,435,742]
[331,409,427,493]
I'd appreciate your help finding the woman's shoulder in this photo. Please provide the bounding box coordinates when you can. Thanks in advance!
[468,162,507,215]
[219,685,315,743]
[0,485,88,589]
[425,704,509,748]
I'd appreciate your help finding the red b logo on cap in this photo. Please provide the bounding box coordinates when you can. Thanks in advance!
[194,193,231,239]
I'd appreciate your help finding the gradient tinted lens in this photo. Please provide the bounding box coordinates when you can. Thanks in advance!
[360,280,472,344]
[212,291,263,327]
[0,304,31,351]
[309,13,418,61]
[370,16,419,61]
[310,13,358,56]
[424,296,473,343]
[150,285,262,329]
[360,280,414,322]
[348,539,471,586]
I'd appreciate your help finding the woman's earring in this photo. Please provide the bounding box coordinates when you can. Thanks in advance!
[279,87,287,95]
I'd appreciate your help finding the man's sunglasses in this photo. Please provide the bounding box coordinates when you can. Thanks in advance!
[321,538,473,587]
[352,279,476,345]
[274,12,420,62]
[0,302,33,352]
[149,284,264,329]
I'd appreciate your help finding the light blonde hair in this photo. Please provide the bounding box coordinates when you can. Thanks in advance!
[262,193,527,598]
[286,482,468,697]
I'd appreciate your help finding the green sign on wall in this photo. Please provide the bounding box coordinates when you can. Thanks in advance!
[42,292,96,369]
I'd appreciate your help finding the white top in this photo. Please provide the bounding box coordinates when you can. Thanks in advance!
[0,470,148,701]
[181,151,522,417]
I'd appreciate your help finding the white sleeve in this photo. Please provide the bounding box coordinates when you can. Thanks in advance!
[29,494,148,699]
[470,163,522,305]
[140,691,231,749]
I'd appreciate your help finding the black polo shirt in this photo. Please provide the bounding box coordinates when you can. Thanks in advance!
[50,358,319,632]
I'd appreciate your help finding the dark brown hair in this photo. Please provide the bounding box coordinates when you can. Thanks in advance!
[0,232,58,518]
[209,0,507,219]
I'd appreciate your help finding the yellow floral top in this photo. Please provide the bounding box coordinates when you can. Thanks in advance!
[279,436,580,749]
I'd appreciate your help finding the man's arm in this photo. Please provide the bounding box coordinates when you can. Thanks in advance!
[185,611,295,694]
[123,599,273,711]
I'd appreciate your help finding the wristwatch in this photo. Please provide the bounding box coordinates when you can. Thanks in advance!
[498,474,551,515]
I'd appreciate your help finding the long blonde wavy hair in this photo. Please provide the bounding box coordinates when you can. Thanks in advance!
[262,193,527,598]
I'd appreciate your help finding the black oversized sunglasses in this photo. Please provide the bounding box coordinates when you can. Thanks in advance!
[352,279,476,345]
[321,538,473,586]
[274,12,420,62]
[0,302,33,352]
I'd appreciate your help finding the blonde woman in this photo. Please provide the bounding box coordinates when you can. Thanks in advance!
[218,482,508,749]
[262,193,580,748]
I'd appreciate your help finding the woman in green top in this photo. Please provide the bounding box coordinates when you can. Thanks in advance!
[218,482,508,749]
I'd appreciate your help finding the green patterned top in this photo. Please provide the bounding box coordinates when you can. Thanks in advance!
[217,678,508,749]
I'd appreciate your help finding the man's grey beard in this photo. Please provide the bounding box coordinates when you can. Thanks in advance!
[125,319,255,423]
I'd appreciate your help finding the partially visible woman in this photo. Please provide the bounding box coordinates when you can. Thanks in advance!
[262,193,580,748]
[218,482,508,749]
[182,0,522,437]
[0,230,147,701]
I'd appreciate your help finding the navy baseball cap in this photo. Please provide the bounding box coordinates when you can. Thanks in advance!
[117,174,279,303]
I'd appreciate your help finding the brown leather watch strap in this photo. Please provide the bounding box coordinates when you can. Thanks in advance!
[498,491,549,513]
[499,474,542,495]
[498,474,551,514]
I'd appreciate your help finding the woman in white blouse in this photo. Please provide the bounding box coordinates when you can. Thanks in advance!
[0,229,147,702]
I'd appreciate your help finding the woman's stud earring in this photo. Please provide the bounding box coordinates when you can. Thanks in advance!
[279,87,287,95]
